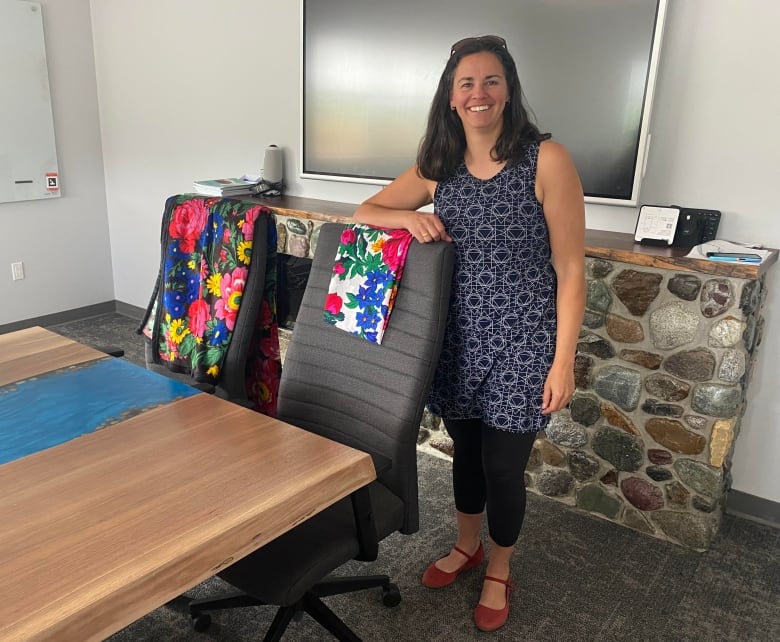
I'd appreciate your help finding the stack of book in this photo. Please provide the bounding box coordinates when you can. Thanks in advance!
[192,176,259,197]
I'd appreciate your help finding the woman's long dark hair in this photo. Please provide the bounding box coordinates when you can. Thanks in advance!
[417,37,550,181]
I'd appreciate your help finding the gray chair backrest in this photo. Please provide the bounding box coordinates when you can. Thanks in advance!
[277,223,454,534]
[215,215,268,401]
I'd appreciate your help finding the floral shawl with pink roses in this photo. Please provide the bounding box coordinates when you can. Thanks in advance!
[324,224,413,344]
[140,194,281,416]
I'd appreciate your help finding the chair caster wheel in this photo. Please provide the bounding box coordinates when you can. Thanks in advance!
[382,583,401,607]
[191,612,212,632]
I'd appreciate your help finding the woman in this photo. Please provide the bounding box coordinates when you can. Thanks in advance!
[353,35,585,632]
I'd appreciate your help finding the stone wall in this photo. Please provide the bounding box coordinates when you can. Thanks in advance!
[269,207,769,551]
[274,212,324,259]
[419,258,768,551]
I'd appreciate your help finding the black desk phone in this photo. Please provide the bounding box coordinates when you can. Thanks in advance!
[634,205,721,248]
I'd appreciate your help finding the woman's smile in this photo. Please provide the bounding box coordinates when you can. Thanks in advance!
[450,51,509,133]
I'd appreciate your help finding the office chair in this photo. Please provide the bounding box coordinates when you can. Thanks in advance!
[189,223,454,641]
[141,197,272,407]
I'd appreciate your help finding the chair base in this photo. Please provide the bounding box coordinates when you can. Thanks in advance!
[188,574,400,642]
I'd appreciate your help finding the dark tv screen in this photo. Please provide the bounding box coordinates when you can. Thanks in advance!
[302,0,668,206]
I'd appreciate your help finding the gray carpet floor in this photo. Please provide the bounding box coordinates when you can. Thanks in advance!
[43,313,780,642]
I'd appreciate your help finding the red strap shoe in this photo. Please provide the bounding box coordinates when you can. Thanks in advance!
[473,575,516,632]
[421,542,484,588]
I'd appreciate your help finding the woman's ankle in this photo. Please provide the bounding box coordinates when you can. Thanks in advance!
[454,538,481,557]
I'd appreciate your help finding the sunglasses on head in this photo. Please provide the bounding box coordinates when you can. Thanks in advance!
[450,35,507,57]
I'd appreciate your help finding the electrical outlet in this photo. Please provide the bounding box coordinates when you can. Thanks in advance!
[11,261,24,281]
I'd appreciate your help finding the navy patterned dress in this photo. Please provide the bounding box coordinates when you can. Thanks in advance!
[427,143,557,434]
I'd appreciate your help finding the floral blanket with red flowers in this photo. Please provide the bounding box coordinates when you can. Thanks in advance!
[324,224,413,344]
[139,194,281,416]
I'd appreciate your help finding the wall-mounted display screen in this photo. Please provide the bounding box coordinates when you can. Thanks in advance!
[302,0,668,206]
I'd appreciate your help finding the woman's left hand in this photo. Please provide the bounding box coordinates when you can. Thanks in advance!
[414,213,452,244]
[541,362,575,415]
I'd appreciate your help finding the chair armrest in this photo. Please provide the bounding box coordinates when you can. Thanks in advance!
[350,450,389,561]
[213,388,255,408]
[350,486,379,562]
[370,452,392,475]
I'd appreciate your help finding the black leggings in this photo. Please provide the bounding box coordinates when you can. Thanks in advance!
[444,418,537,548]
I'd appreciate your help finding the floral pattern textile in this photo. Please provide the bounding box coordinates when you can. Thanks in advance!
[324,225,413,344]
[140,194,281,416]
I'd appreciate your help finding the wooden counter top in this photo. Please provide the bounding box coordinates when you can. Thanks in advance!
[583,229,777,279]
[248,194,358,223]
[247,195,777,279]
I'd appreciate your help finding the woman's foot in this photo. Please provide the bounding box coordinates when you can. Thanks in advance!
[478,572,511,610]
[421,541,484,588]
[473,575,515,632]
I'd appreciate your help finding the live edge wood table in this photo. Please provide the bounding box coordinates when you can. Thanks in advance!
[0,327,376,641]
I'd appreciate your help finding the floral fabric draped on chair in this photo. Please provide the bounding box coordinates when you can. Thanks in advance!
[324,224,414,344]
[140,194,281,416]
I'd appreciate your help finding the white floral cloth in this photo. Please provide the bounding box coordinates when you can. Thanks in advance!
[323,225,413,344]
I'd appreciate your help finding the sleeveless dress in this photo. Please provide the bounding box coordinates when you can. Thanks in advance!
[427,143,557,434]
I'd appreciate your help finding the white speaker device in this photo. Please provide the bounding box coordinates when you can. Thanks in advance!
[262,145,283,185]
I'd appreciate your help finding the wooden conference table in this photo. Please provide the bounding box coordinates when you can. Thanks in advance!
[0,327,376,641]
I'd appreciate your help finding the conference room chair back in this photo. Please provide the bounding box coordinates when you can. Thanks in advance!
[189,222,455,641]
[142,202,269,406]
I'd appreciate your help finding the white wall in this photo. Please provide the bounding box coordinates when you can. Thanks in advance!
[89,0,384,311]
[7,0,775,503]
[0,0,112,325]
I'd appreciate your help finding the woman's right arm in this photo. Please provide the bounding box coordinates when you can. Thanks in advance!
[353,165,451,243]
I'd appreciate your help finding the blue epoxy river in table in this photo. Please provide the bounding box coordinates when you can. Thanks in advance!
[0,357,200,465]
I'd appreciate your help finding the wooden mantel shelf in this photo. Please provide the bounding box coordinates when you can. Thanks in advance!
[583,229,777,279]
[248,195,357,223]
[246,195,778,280]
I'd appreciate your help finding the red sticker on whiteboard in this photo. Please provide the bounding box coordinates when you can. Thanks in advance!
[45,173,59,191]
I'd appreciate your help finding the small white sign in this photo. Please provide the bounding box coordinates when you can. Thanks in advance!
[634,206,679,245]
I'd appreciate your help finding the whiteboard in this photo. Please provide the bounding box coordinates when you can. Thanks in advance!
[0,1,60,204]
